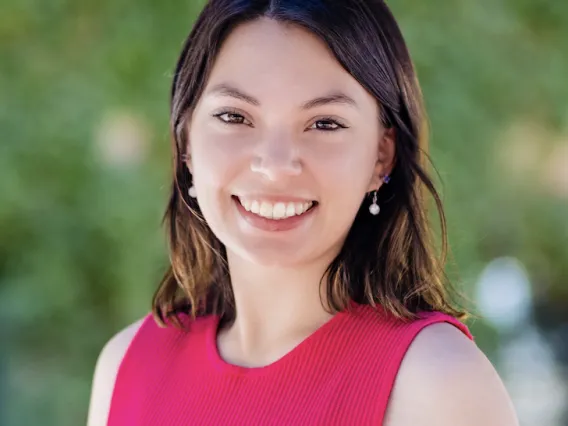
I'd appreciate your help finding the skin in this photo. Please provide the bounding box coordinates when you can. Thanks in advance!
[87,18,519,425]
[186,17,394,368]
[384,323,519,425]
[87,318,144,426]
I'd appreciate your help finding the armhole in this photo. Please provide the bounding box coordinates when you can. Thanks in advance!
[376,313,474,422]
[88,314,154,426]
[112,313,154,385]
[420,313,474,341]
[105,313,154,420]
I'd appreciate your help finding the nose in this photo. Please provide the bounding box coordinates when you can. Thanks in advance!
[250,133,302,181]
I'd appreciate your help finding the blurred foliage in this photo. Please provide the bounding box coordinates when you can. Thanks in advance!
[0,0,567,424]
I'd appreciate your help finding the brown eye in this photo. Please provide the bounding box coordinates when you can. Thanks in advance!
[223,113,244,123]
[214,111,251,126]
[309,118,348,132]
[313,120,338,130]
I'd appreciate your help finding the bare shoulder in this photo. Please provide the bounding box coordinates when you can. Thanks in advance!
[384,322,519,426]
[87,316,147,426]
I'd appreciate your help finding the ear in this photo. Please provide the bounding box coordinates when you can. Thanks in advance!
[184,147,193,175]
[182,124,193,174]
[368,126,396,192]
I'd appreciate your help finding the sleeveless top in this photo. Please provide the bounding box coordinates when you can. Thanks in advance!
[107,303,473,425]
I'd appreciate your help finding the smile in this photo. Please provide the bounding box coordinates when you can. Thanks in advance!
[236,197,316,220]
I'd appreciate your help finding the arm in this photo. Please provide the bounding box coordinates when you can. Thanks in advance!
[384,323,519,426]
[86,318,145,426]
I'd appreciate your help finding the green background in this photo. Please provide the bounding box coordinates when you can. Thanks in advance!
[1,0,567,424]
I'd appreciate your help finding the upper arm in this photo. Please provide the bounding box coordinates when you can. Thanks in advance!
[384,323,519,426]
[86,318,146,426]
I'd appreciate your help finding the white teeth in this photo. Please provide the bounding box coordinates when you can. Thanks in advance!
[272,202,286,219]
[259,201,273,219]
[237,198,314,220]
[285,203,295,217]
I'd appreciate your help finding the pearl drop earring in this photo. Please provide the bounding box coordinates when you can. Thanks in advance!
[188,186,197,198]
[369,191,380,215]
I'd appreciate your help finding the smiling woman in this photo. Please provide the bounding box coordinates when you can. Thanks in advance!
[87,1,519,425]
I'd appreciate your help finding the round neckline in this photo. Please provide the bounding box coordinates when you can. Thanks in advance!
[206,303,356,376]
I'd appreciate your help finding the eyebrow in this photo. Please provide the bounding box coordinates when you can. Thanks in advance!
[206,83,358,110]
[207,83,260,106]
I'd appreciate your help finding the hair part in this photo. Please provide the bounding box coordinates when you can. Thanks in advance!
[153,0,469,328]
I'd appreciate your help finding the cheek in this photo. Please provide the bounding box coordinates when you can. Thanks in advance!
[190,129,250,191]
[309,140,378,229]
[310,138,377,195]
[189,130,250,241]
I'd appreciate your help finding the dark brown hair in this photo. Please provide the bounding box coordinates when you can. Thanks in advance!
[153,0,468,328]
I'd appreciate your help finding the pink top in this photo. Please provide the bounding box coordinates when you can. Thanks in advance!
[107,303,473,425]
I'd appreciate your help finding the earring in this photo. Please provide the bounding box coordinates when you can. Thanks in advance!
[369,191,380,215]
[383,174,391,184]
[188,185,197,198]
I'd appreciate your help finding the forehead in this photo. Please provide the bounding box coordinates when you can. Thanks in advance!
[203,18,376,110]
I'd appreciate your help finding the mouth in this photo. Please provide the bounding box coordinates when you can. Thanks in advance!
[232,196,318,220]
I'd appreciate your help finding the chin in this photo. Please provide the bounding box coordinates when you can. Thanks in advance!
[233,241,314,268]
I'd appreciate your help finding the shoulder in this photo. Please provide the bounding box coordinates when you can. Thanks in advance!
[86,316,149,426]
[86,312,217,425]
[384,322,519,426]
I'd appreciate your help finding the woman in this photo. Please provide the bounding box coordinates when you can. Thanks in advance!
[88,0,519,424]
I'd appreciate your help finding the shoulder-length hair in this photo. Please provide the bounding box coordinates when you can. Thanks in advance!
[153,0,468,327]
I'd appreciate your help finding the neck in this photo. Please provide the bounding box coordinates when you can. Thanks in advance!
[218,252,336,367]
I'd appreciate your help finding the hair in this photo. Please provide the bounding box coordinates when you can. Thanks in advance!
[152,0,468,328]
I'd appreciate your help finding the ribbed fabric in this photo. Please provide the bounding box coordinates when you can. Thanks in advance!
[107,303,473,425]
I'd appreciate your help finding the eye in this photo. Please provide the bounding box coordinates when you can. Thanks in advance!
[213,110,252,126]
[309,117,348,132]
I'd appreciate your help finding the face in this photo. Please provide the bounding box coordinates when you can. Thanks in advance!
[187,18,394,268]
